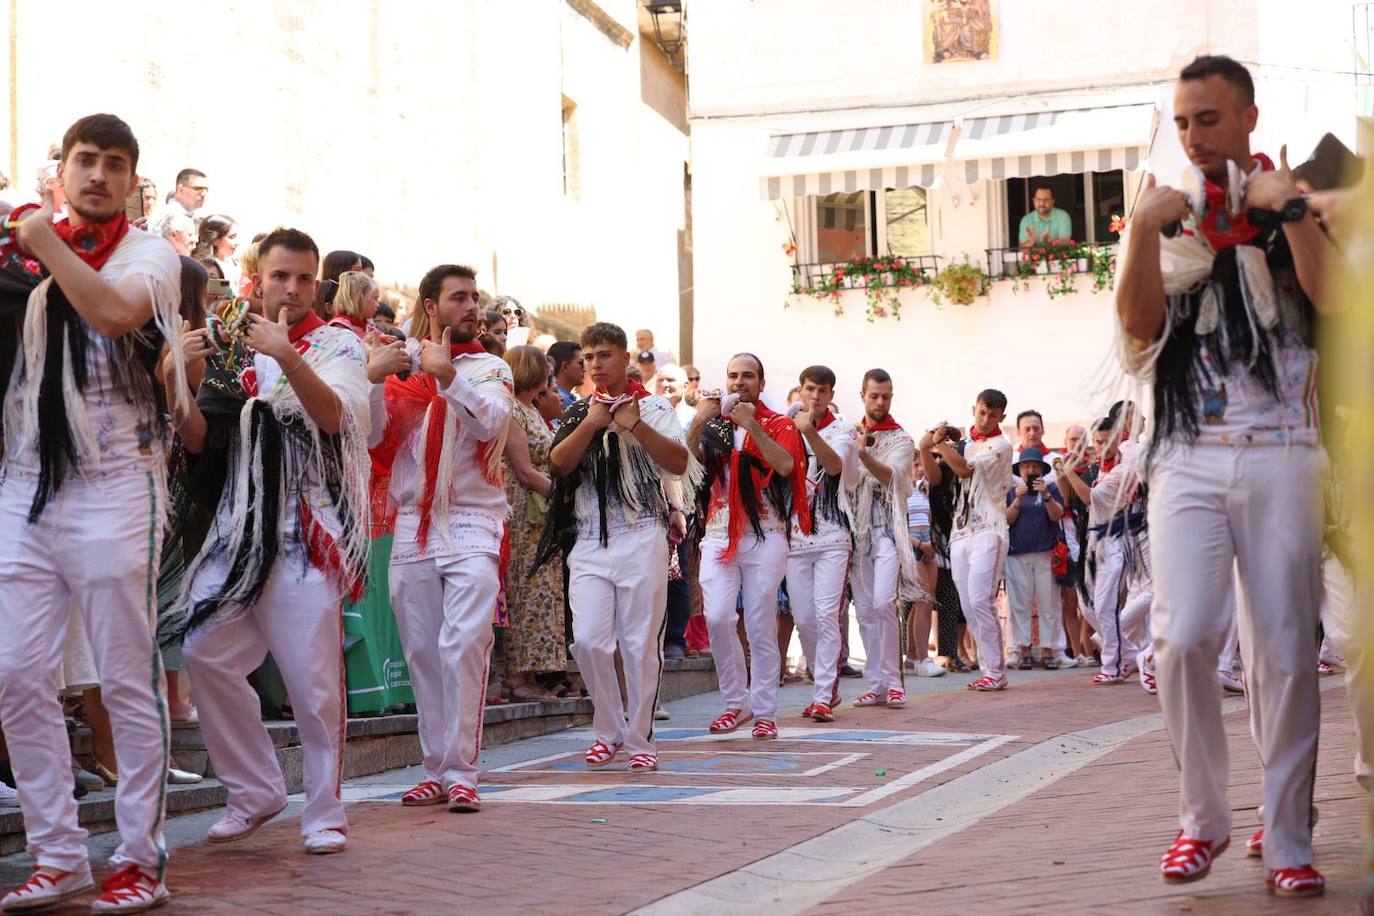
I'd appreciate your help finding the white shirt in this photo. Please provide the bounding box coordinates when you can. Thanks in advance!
[951,434,1014,542]
[789,414,859,554]
[389,349,514,562]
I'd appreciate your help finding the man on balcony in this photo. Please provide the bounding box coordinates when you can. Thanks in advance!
[1018,187,1072,247]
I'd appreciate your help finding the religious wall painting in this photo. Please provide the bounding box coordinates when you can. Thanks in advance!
[924,0,997,64]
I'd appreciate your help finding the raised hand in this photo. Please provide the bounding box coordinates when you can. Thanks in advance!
[1133,173,1191,233]
[1243,144,1301,213]
[181,319,213,366]
[245,310,293,361]
[13,184,56,252]
[729,400,757,428]
[419,326,454,377]
[611,394,642,434]
[367,339,409,383]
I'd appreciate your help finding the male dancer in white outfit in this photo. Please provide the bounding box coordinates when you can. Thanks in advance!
[689,354,809,740]
[0,115,187,913]
[175,229,371,858]
[784,365,858,722]
[920,390,1014,691]
[848,369,916,709]
[541,322,689,772]
[1058,416,1155,693]
[371,264,513,812]
[1118,55,1335,895]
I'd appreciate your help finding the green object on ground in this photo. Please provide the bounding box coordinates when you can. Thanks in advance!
[343,534,416,714]
[875,769,887,777]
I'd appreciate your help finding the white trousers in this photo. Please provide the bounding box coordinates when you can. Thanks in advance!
[568,526,670,757]
[1217,578,1241,673]
[185,549,345,838]
[1004,551,1063,652]
[951,531,1008,677]
[0,473,169,876]
[700,531,789,721]
[1150,444,1323,869]
[786,547,849,705]
[1321,556,1372,790]
[1092,533,1154,676]
[389,552,498,791]
[850,535,903,695]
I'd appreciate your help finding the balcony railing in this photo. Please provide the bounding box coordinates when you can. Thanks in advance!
[984,243,1117,281]
[790,254,942,291]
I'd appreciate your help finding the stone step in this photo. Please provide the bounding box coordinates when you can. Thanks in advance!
[2,656,717,855]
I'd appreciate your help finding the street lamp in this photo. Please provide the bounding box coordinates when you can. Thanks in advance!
[645,1,685,70]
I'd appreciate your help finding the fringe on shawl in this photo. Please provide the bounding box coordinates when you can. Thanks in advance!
[851,431,918,599]
[169,383,372,637]
[3,271,187,530]
[533,400,678,571]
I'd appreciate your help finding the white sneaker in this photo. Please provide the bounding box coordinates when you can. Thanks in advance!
[0,782,18,808]
[1,866,95,912]
[1218,669,1245,694]
[1055,653,1078,669]
[206,808,282,844]
[913,658,946,678]
[304,828,347,855]
[653,704,671,722]
[1005,650,1022,669]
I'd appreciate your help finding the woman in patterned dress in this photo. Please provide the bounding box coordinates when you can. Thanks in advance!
[500,346,567,702]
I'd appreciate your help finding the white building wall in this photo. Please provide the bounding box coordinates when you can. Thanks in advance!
[0,0,688,350]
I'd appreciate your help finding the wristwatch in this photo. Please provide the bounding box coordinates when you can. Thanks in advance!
[1278,196,1309,223]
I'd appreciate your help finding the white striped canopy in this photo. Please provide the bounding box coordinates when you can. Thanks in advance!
[760,103,1157,200]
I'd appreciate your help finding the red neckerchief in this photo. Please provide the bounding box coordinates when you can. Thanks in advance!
[370,335,501,546]
[44,210,131,271]
[863,414,901,432]
[713,401,811,562]
[288,310,325,344]
[814,409,836,431]
[969,426,1003,442]
[1099,454,1119,475]
[449,337,487,358]
[594,379,651,401]
[1188,152,1274,251]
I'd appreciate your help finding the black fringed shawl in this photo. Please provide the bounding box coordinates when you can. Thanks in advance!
[532,398,671,571]
[0,258,163,523]
[1149,231,1314,456]
[166,349,367,638]
[695,417,797,544]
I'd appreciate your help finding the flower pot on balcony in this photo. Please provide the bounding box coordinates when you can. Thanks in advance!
[1076,257,1089,272]
[1036,261,1050,276]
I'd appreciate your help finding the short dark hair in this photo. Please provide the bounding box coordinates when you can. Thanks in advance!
[375,301,396,322]
[799,365,836,389]
[1016,409,1043,429]
[548,341,582,375]
[1093,416,1116,434]
[174,167,205,186]
[1179,54,1255,107]
[418,264,478,306]
[358,254,374,271]
[257,227,320,269]
[862,368,892,390]
[177,256,208,329]
[581,321,628,351]
[976,388,1008,411]
[61,114,140,172]
[728,352,764,381]
[321,250,360,284]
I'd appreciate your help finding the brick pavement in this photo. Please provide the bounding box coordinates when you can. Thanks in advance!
[5,674,1366,914]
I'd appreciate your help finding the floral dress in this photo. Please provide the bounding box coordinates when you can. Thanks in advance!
[502,401,567,673]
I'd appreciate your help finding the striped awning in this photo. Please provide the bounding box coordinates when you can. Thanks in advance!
[760,103,1157,200]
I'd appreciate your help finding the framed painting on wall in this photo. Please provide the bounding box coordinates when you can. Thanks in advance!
[924,0,997,64]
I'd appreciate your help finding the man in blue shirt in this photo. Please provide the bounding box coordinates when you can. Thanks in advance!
[1018,187,1073,247]
[1004,448,1066,668]
[548,340,584,409]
